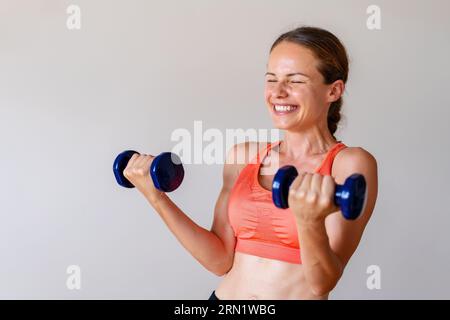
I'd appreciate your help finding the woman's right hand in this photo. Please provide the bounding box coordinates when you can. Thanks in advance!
[123,153,165,204]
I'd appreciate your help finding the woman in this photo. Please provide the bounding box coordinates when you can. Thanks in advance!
[123,26,378,300]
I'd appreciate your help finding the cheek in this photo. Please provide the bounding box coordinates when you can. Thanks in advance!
[264,86,273,102]
[291,87,310,101]
[293,86,324,104]
[310,85,329,102]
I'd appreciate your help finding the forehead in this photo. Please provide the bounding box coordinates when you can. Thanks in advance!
[267,41,318,74]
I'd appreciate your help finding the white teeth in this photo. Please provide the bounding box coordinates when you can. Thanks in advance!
[274,105,297,112]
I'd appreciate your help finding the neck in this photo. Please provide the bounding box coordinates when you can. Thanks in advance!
[279,123,338,160]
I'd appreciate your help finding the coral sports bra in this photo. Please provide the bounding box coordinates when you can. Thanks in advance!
[227,140,347,264]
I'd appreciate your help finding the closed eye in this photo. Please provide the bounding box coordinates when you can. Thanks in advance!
[266,79,305,84]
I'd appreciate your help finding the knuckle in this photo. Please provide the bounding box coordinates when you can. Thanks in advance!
[319,196,332,207]
[288,192,296,203]
[295,190,306,199]
[124,168,134,179]
[306,191,318,202]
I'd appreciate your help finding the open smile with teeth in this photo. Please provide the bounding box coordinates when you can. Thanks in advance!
[273,104,299,113]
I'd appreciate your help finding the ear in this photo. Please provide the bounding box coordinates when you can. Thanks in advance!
[326,80,345,103]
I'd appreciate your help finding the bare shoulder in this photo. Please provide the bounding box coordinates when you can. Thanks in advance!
[223,141,269,189]
[225,141,269,165]
[335,146,377,164]
[332,146,378,182]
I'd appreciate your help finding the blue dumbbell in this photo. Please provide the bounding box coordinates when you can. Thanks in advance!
[272,166,367,220]
[113,150,184,192]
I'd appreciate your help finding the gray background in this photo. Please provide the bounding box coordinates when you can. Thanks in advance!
[1,0,449,299]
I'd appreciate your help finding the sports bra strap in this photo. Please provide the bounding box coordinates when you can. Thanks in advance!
[254,141,280,164]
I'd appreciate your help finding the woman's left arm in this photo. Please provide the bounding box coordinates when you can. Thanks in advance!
[290,147,378,297]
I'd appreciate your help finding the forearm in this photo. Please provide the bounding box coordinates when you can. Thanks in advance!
[297,219,343,296]
[145,192,231,276]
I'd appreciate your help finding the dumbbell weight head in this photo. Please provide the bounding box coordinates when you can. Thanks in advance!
[272,165,299,209]
[113,150,139,188]
[150,152,184,192]
[113,150,184,192]
[335,174,367,220]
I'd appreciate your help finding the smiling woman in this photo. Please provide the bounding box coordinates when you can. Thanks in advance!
[123,25,378,300]
[209,26,378,299]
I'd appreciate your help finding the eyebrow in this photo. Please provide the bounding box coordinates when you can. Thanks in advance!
[265,72,310,78]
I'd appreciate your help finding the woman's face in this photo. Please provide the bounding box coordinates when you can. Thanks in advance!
[264,41,339,132]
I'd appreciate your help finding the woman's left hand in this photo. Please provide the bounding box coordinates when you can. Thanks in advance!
[288,172,340,223]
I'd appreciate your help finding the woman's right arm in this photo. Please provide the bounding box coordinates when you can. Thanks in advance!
[125,143,256,276]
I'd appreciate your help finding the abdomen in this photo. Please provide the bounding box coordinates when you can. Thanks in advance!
[215,252,328,300]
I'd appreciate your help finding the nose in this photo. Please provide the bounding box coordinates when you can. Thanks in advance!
[272,81,288,99]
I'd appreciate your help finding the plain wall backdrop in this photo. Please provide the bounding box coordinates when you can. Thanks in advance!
[1,0,449,299]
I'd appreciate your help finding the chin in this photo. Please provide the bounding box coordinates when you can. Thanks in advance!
[271,119,298,131]
[269,112,295,126]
